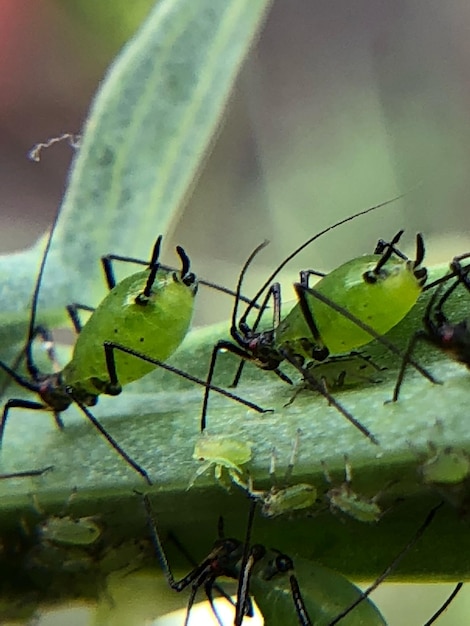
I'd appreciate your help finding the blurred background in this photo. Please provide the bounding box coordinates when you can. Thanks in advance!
[1,0,470,624]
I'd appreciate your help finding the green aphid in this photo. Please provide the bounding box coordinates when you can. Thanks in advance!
[236,501,443,626]
[235,429,318,518]
[38,514,102,547]
[0,211,264,485]
[322,457,382,523]
[421,442,470,486]
[62,256,196,397]
[188,432,253,489]
[202,197,437,445]
[249,552,386,626]
[276,237,425,359]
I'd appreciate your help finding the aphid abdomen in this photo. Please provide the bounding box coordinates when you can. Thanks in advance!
[262,484,317,518]
[277,254,423,359]
[314,255,422,354]
[62,269,195,395]
[251,557,386,625]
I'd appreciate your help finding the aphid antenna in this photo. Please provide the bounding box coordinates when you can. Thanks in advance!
[100,250,262,307]
[327,501,444,625]
[69,393,152,486]
[11,202,64,383]
[102,341,268,415]
[421,582,463,626]
[231,240,270,336]
[238,192,414,327]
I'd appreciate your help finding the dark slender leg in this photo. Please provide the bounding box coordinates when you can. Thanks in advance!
[392,330,430,402]
[299,269,326,285]
[66,304,96,333]
[280,347,379,445]
[0,466,53,479]
[295,283,439,385]
[328,502,443,625]
[289,574,312,626]
[101,240,160,289]
[422,582,463,626]
[99,342,269,434]
[295,280,328,352]
[0,399,47,448]
[235,499,259,626]
[67,391,152,485]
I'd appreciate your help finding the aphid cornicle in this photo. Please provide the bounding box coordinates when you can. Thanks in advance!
[0,213,265,485]
[393,252,470,401]
[201,197,437,445]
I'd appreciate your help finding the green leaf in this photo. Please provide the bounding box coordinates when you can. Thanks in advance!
[1,0,466,622]
[0,0,272,348]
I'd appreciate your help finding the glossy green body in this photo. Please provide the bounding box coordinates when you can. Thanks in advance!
[252,556,386,625]
[260,483,317,518]
[328,485,382,523]
[421,445,470,485]
[275,254,421,358]
[39,516,102,546]
[62,269,195,396]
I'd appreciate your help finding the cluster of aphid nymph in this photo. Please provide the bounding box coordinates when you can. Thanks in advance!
[2,177,470,625]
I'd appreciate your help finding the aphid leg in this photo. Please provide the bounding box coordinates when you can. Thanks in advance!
[0,398,47,448]
[99,342,269,433]
[392,280,451,402]
[66,304,95,334]
[0,466,53,479]
[66,392,152,485]
[449,252,470,290]
[422,582,463,626]
[201,341,275,432]
[295,282,439,385]
[168,530,237,610]
[299,269,326,287]
[289,574,313,626]
[235,499,263,626]
[142,493,243,626]
[328,501,444,625]
[269,446,278,484]
[392,329,430,401]
[284,428,301,485]
[281,345,379,444]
